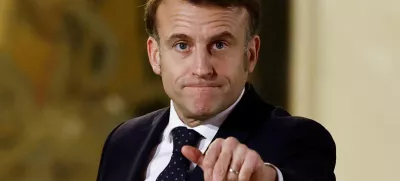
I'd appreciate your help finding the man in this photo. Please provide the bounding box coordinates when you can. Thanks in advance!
[96,0,336,180]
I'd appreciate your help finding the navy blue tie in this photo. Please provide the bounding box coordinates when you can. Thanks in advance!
[156,126,202,181]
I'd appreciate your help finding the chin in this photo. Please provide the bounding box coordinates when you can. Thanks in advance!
[188,111,216,120]
[187,102,222,119]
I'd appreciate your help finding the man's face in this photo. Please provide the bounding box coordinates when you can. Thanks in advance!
[147,0,260,123]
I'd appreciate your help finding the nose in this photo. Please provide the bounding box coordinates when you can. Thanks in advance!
[192,47,214,78]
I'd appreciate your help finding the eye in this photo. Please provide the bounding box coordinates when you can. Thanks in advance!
[174,42,189,52]
[213,41,227,50]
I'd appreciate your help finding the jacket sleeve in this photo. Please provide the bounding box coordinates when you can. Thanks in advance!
[278,119,336,181]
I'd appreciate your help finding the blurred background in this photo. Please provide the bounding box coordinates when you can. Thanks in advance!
[0,0,398,181]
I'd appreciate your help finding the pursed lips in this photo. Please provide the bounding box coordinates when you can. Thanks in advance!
[184,83,221,88]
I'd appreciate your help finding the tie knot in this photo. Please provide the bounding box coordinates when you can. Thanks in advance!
[171,126,201,153]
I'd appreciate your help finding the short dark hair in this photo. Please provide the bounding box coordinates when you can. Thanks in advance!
[144,0,261,39]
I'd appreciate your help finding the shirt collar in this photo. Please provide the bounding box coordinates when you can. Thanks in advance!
[166,88,245,142]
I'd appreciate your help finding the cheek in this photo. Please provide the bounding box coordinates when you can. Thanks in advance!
[159,55,190,87]
[215,56,247,77]
[160,69,179,100]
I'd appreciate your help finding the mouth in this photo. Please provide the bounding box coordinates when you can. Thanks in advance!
[183,83,221,88]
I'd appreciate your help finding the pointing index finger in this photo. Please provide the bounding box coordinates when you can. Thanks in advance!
[182,145,204,166]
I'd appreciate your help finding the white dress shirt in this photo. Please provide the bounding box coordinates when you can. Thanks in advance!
[144,89,283,181]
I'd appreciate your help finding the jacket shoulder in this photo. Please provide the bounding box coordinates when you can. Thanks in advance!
[251,104,336,165]
[259,107,336,180]
[260,106,336,158]
[268,106,333,139]
[108,107,169,142]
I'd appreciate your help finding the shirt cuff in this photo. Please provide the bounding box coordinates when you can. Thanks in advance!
[264,163,284,181]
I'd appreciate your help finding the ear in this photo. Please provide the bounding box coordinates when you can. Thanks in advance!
[147,36,161,75]
[246,35,261,73]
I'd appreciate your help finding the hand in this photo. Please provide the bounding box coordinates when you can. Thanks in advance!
[182,137,277,181]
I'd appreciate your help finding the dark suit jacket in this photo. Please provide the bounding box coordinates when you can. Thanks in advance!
[97,84,336,181]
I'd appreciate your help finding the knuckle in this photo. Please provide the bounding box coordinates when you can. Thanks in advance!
[208,139,223,152]
[223,137,239,152]
[215,138,225,144]
[248,149,259,159]
[226,137,238,144]
[246,150,262,166]
[238,143,248,151]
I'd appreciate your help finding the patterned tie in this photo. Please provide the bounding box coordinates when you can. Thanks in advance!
[156,126,202,181]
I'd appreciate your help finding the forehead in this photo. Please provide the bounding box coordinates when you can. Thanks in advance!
[156,0,249,39]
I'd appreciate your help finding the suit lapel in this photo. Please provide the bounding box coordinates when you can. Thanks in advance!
[127,108,170,181]
[189,83,269,181]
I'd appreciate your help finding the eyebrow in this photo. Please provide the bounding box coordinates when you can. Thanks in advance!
[166,33,191,45]
[166,31,236,45]
[208,31,235,42]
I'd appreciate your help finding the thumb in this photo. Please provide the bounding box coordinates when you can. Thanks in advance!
[181,145,204,167]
